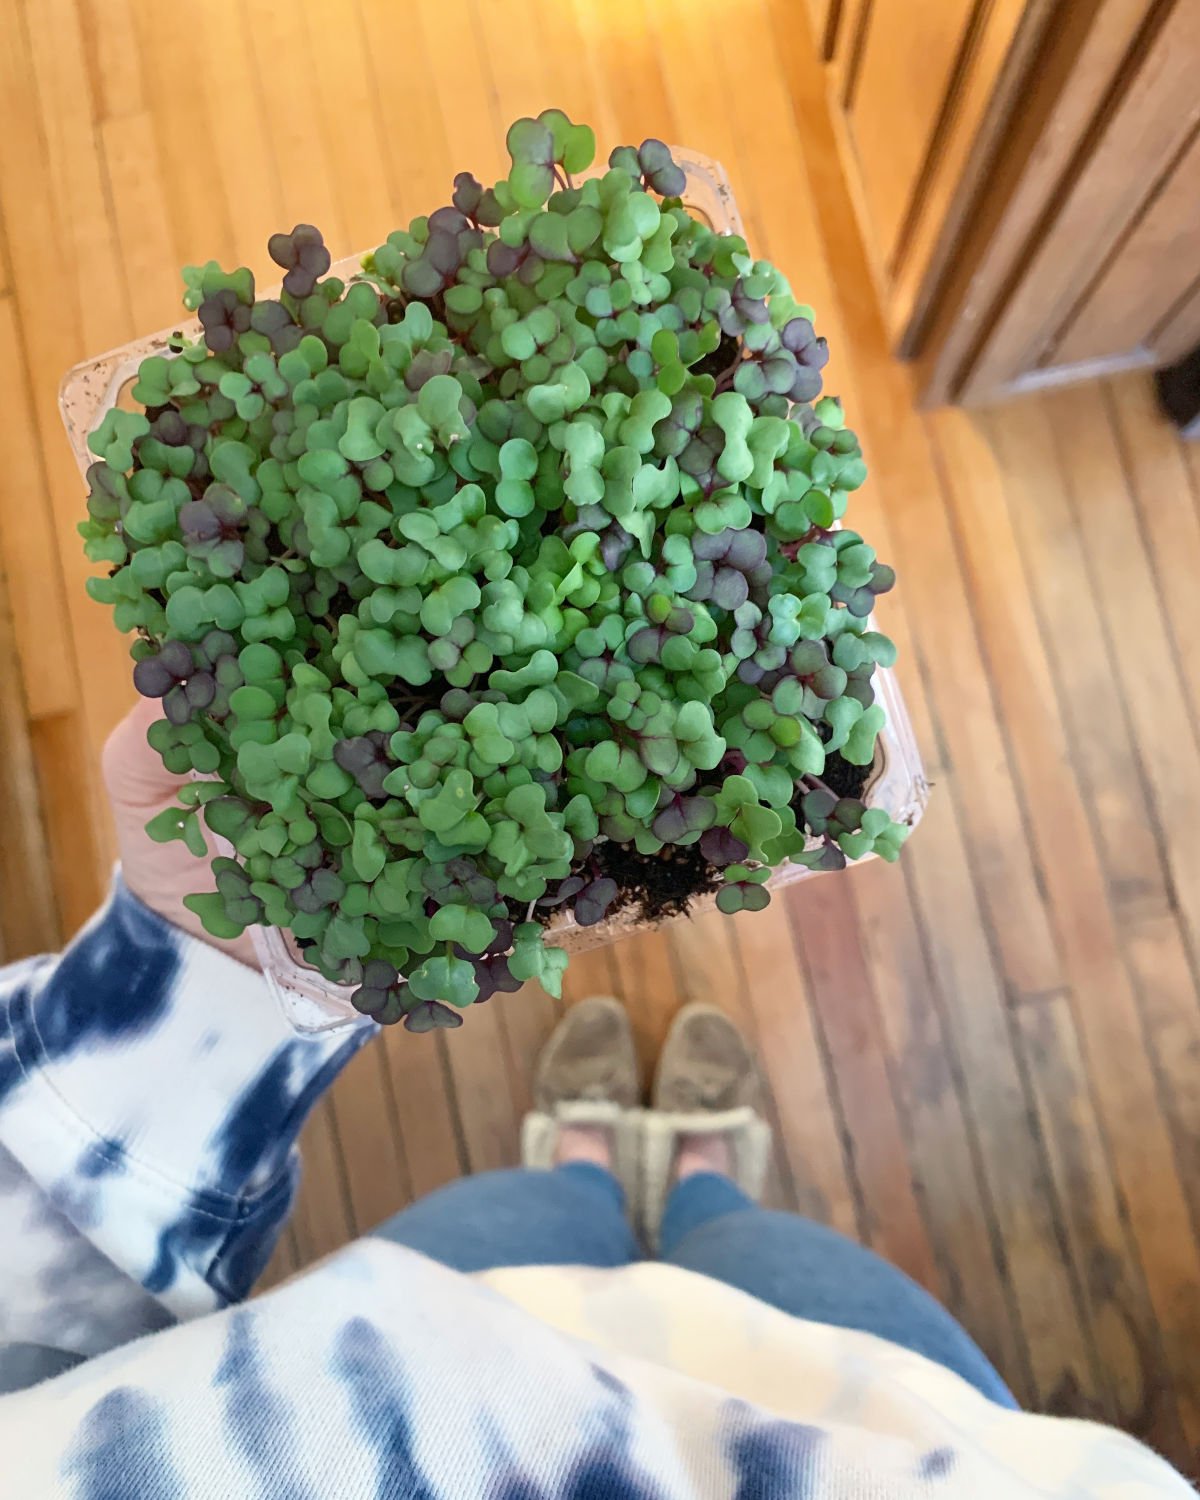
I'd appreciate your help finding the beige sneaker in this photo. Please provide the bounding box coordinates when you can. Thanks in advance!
[521,997,643,1201]
[653,1003,764,1113]
[641,1004,771,1244]
[533,995,641,1113]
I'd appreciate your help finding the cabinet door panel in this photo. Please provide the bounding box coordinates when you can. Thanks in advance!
[1052,124,1200,368]
[916,0,1159,404]
[962,0,1200,401]
[848,0,981,269]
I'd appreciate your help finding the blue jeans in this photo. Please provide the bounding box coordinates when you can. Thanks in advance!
[373,1163,1015,1406]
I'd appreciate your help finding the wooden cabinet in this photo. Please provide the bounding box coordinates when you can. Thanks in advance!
[819,0,1200,406]
[844,0,992,275]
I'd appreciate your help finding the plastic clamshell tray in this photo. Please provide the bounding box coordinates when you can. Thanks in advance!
[61,147,928,1035]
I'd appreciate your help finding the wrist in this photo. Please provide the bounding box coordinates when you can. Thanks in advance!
[131,884,261,971]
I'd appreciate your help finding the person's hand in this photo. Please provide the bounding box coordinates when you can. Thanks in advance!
[102,698,260,969]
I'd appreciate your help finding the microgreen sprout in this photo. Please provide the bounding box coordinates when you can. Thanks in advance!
[81,113,906,1029]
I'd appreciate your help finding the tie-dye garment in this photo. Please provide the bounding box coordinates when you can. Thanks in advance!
[0,881,1189,1497]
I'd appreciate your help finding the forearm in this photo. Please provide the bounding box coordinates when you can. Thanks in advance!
[0,878,371,1351]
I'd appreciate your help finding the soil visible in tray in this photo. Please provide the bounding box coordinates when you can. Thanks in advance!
[570,752,872,926]
[815,750,871,802]
[593,838,724,923]
[692,332,742,382]
[530,750,874,933]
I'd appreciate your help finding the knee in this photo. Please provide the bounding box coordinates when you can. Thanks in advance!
[410,1165,620,1223]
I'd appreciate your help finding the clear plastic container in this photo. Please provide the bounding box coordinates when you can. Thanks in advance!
[62,148,928,1035]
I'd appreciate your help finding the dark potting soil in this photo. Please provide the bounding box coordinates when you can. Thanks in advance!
[692,332,742,382]
[816,750,871,801]
[579,755,868,924]
[593,838,724,922]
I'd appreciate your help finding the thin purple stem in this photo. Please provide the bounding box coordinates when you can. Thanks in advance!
[711,355,745,394]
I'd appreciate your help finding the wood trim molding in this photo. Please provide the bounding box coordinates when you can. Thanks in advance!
[890,0,1060,349]
[959,0,1199,402]
[911,0,1174,405]
[887,0,994,285]
[1051,117,1200,367]
[1004,346,1157,395]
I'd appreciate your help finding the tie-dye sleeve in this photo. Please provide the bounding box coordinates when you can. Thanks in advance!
[0,875,373,1346]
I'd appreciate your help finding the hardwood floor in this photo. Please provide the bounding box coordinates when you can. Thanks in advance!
[2,0,1200,1472]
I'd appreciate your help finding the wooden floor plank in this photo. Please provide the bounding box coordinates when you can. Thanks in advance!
[475,0,609,175]
[859,415,1063,1001]
[1107,374,1200,743]
[0,0,135,863]
[568,0,673,150]
[849,854,1031,1395]
[644,0,772,271]
[496,982,562,1119]
[758,16,1094,1408]
[412,0,505,187]
[526,0,608,145]
[930,404,1200,1445]
[981,400,1175,922]
[326,1040,412,1237]
[786,875,939,1288]
[242,0,348,256]
[984,399,1200,1259]
[440,997,523,1174]
[559,941,622,1005]
[27,714,106,939]
[0,556,60,959]
[1044,383,1200,978]
[1123,907,1200,1186]
[470,0,561,135]
[195,0,283,280]
[295,0,398,251]
[100,112,183,335]
[289,1095,356,1263]
[610,925,688,1091]
[76,0,144,122]
[0,206,11,298]
[733,898,859,1237]
[128,3,236,270]
[377,1027,466,1203]
[22,0,132,355]
[1015,994,1188,1458]
[904,790,1098,1409]
[0,298,78,718]
[355,0,462,222]
[668,908,791,1210]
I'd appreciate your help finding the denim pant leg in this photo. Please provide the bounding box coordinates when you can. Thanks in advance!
[660,1172,1016,1407]
[371,1163,640,1272]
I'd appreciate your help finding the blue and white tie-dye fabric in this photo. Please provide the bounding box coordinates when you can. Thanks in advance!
[0,876,371,1333]
[0,881,1190,1497]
